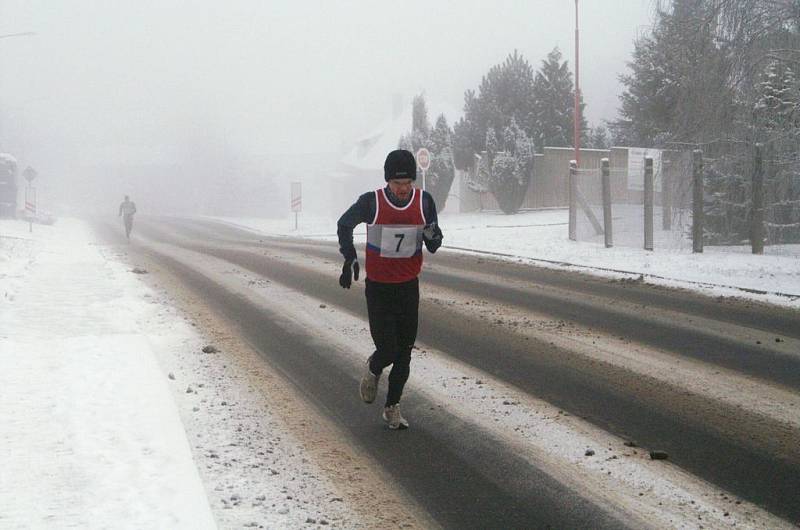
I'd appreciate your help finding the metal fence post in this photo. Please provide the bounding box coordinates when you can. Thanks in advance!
[751,143,765,255]
[692,149,704,253]
[644,157,654,250]
[662,158,672,230]
[569,160,577,241]
[601,158,612,248]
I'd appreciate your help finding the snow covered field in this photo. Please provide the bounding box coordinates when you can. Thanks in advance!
[1,212,797,529]
[0,219,215,529]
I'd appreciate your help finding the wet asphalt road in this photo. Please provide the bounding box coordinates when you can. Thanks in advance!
[95,216,800,527]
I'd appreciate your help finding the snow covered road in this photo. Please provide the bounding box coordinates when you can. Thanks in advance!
[127,215,798,528]
[3,215,799,529]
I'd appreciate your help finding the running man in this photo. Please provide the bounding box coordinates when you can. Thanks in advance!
[337,149,443,429]
[118,195,137,240]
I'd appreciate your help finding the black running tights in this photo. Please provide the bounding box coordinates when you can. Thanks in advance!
[365,277,419,407]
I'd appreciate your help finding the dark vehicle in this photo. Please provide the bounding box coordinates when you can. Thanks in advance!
[0,153,18,218]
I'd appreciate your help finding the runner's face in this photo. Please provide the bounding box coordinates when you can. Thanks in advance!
[388,178,414,200]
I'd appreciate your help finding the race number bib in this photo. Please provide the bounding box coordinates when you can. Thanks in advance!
[379,226,420,258]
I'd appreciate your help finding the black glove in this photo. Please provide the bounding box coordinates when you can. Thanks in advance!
[339,258,360,288]
[423,223,443,253]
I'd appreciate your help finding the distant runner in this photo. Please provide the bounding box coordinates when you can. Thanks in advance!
[118,195,137,240]
[337,149,443,430]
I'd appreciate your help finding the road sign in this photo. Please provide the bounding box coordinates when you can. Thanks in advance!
[626,148,662,192]
[25,187,36,214]
[24,186,36,232]
[290,182,302,212]
[23,166,37,182]
[290,182,301,230]
[416,148,431,171]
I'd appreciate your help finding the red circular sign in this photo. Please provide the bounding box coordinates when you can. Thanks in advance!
[416,148,431,171]
[23,166,37,182]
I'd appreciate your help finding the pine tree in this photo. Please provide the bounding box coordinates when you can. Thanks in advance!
[452,50,536,171]
[702,160,750,245]
[427,114,456,211]
[453,90,483,169]
[487,118,535,214]
[451,51,539,213]
[755,60,799,132]
[614,0,800,246]
[399,95,455,211]
[753,60,800,243]
[412,94,430,137]
[588,125,610,149]
[532,47,587,151]
[399,93,431,154]
[611,0,734,147]
[610,32,671,146]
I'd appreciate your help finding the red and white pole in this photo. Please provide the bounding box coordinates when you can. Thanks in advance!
[574,0,581,166]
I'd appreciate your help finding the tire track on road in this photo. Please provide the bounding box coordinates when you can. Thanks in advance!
[135,217,800,522]
[122,220,630,529]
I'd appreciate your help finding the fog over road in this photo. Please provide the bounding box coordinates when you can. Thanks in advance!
[95,216,800,529]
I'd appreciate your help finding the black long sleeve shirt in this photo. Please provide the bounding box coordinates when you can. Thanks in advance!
[337,186,440,261]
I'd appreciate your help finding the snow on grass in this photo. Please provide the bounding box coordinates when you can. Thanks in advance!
[0,218,216,529]
[212,209,800,308]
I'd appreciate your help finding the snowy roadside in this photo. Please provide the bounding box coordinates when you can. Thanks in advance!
[0,218,385,529]
[0,218,215,529]
[212,209,800,309]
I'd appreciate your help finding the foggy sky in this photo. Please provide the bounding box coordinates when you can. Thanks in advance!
[0,1,653,212]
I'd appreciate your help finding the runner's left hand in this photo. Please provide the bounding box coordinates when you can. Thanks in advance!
[423,223,443,252]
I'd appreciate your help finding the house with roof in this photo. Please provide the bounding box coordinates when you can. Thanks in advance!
[331,96,460,215]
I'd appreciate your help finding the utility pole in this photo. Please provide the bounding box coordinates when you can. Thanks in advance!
[574,0,581,166]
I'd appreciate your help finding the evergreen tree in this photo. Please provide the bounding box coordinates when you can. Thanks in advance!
[485,127,500,157]
[532,47,587,151]
[487,118,535,214]
[615,0,800,245]
[452,50,536,171]
[588,125,610,149]
[399,93,431,154]
[702,160,750,245]
[398,95,455,211]
[611,0,734,147]
[753,60,800,243]
[426,114,456,211]
[610,32,672,146]
[429,114,450,151]
[453,90,483,169]
[451,50,538,214]
[412,94,430,137]
[754,60,799,132]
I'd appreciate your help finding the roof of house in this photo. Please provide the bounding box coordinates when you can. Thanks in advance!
[340,100,460,173]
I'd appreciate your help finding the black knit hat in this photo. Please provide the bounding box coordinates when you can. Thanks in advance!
[384,149,417,181]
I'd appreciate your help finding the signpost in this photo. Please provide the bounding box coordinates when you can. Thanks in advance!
[23,166,36,232]
[627,148,662,192]
[416,148,430,190]
[290,181,302,230]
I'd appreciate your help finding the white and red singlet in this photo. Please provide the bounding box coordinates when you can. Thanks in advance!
[365,187,427,283]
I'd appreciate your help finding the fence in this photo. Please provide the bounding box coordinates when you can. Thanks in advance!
[572,150,695,251]
[458,143,799,253]
[459,147,610,211]
[701,139,800,250]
